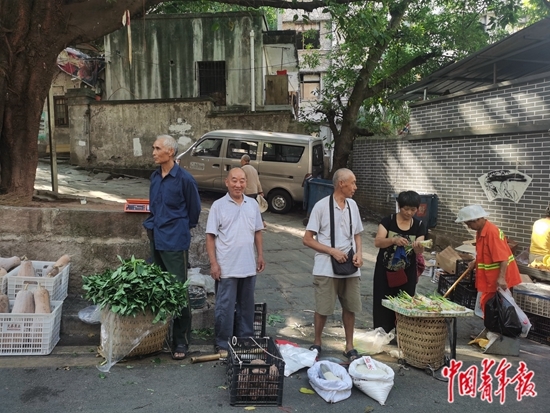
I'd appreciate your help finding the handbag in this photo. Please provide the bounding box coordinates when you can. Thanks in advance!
[386,268,408,288]
[329,196,357,276]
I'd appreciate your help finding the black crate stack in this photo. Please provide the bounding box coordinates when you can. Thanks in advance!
[437,259,477,310]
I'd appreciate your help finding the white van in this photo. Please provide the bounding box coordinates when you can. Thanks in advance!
[176,129,325,213]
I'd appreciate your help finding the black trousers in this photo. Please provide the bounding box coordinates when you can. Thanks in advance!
[149,242,191,347]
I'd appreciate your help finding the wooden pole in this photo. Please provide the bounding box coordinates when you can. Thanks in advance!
[443,268,472,298]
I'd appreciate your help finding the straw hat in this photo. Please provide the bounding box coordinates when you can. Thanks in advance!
[257,194,268,213]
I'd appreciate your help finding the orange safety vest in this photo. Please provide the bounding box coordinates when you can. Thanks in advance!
[475,220,521,293]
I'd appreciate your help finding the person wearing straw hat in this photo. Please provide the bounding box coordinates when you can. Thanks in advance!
[455,205,521,314]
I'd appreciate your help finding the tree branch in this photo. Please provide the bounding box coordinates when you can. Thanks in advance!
[198,0,369,12]
[369,51,440,95]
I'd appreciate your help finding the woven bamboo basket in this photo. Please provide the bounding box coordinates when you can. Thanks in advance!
[99,310,170,358]
[396,313,447,369]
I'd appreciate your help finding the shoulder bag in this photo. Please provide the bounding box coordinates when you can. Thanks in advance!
[329,196,356,276]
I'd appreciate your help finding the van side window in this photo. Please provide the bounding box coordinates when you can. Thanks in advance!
[227,140,258,160]
[262,143,305,163]
[192,138,222,157]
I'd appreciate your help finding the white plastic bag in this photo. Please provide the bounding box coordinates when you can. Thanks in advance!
[187,267,215,294]
[353,327,395,354]
[499,287,532,337]
[307,361,352,403]
[348,356,395,405]
[277,343,318,377]
[78,305,101,324]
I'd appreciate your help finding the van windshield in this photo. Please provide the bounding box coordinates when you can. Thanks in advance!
[262,143,304,163]
[192,138,222,157]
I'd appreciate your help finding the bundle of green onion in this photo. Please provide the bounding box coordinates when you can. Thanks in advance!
[386,291,465,312]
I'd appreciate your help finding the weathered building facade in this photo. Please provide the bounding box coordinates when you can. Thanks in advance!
[67,12,304,171]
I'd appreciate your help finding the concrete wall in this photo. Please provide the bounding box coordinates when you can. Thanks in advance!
[104,12,265,107]
[352,75,550,252]
[0,206,209,298]
[67,89,302,170]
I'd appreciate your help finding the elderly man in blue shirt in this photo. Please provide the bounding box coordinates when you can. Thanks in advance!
[143,135,201,360]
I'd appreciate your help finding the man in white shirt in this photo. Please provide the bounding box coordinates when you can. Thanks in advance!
[303,168,364,362]
[206,167,266,352]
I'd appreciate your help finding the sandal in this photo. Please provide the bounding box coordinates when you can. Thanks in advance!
[309,344,322,355]
[172,343,189,360]
[343,349,359,362]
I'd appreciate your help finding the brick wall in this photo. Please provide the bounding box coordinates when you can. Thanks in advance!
[409,77,550,134]
[352,77,550,252]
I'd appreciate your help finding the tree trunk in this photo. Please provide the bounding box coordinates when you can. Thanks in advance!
[0,0,166,203]
[1,0,345,202]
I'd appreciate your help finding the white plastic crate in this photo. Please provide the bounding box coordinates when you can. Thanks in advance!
[0,300,62,356]
[513,283,550,318]
[6,261,70,301]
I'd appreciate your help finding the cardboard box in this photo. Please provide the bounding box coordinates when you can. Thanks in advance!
[436,246,463,274]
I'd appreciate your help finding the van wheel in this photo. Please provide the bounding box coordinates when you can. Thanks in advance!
[268,190,292,214]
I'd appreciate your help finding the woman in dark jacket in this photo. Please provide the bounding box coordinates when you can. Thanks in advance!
[372,191,426,334]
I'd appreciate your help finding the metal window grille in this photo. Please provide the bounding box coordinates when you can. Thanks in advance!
[53,96,69,127]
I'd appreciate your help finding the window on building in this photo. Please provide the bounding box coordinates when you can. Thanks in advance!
[53,96,69,127]
[296,29,320,50]
[300,73,321,102]
[197,61,226,106]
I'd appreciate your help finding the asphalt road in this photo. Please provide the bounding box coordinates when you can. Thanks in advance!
[1,160,548,412]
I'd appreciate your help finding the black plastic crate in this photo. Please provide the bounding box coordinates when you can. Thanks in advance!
[437,273,477,309]
[437,274,458,300]
[233,303,267,339]
[453,283,477,310]
[254,303,267,338]
[226,337,285,406]
[455,260,475,286]
[525,312,550,346]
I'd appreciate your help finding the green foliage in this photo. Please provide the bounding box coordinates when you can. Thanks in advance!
[192,327,214,340]
[82,256,188,324]
[148,1,279,29]
[305,0,529,136]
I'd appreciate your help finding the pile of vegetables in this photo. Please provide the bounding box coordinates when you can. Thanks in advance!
[0,255,61,314]
[0,256,21,278]
[0,284,51,314]
[530,254,550,271]
[386,291,466,313]
[83,256,188,324]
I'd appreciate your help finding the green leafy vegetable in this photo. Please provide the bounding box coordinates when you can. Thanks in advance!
[82,256,188,323]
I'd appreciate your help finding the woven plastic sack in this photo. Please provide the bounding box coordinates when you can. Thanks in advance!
[348,357,395,405]
[307,361,352,403]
